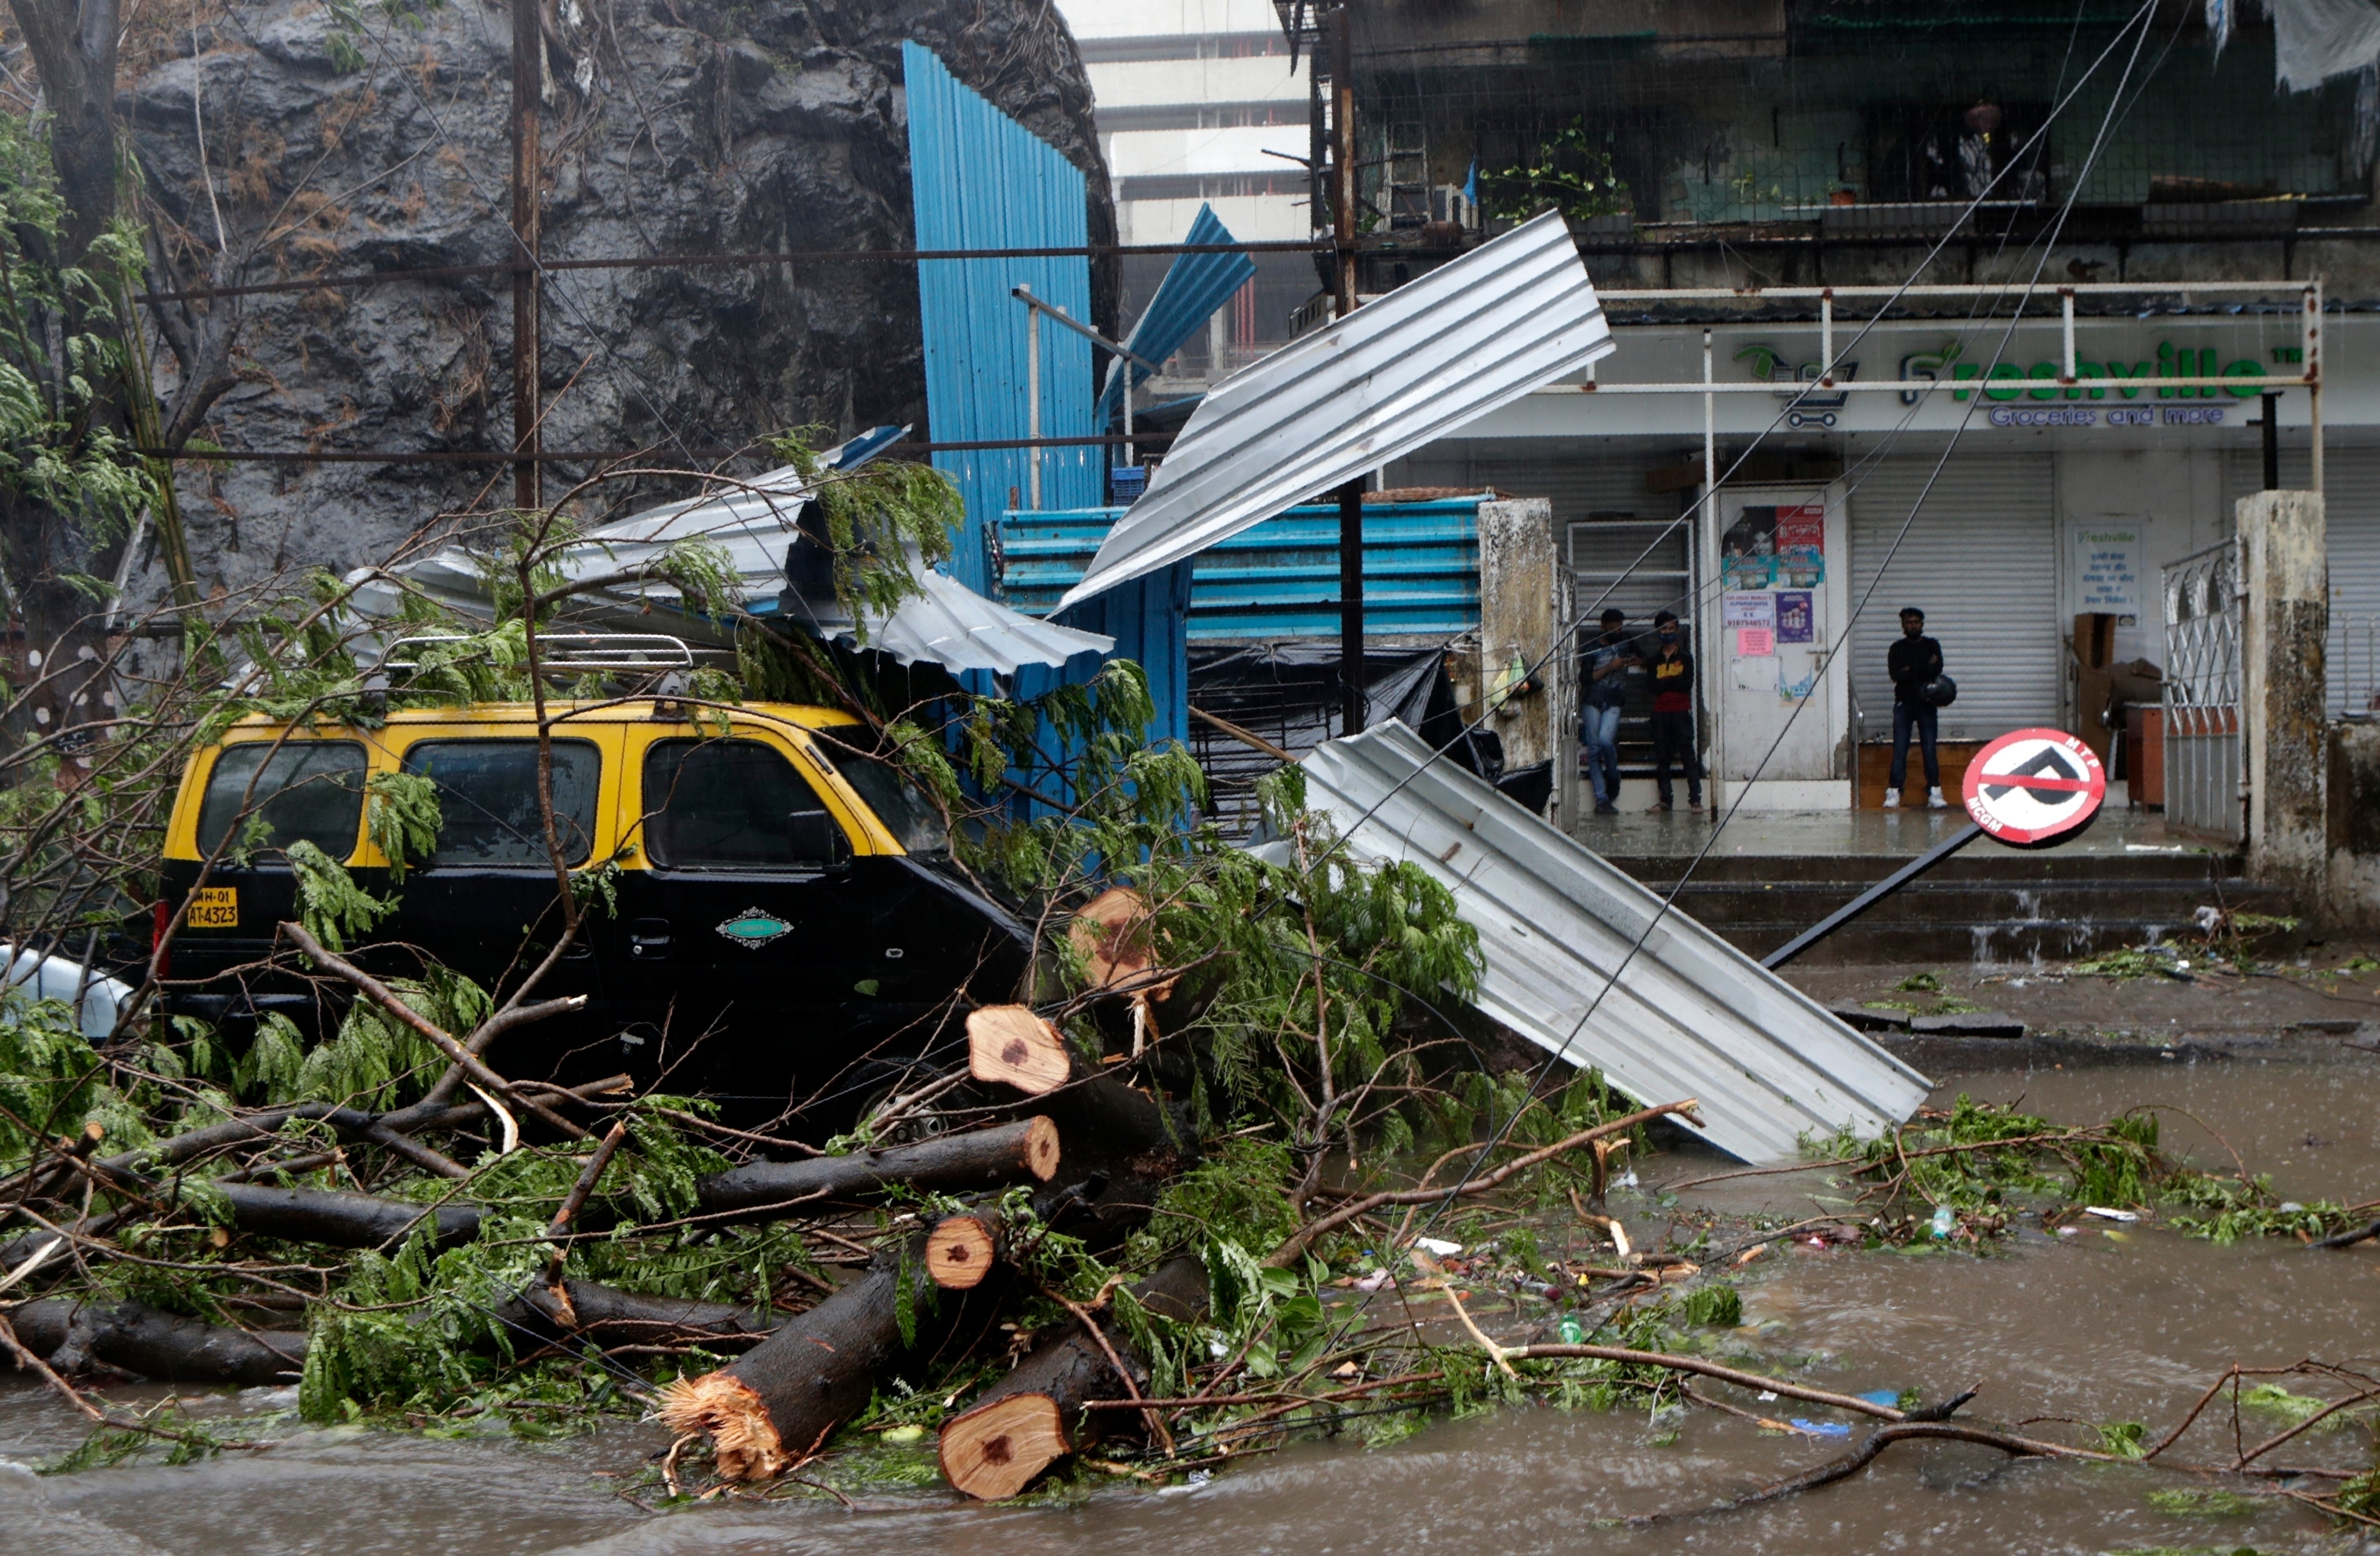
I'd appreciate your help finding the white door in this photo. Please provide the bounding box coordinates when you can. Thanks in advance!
[1708,481,1851,805]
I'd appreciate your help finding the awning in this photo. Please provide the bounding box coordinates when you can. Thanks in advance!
[1058,210,1615,608]
[345,427,1113,676]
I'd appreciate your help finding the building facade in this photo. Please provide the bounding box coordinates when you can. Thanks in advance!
[1331,0,2378,807]
[1054,0,1319,384]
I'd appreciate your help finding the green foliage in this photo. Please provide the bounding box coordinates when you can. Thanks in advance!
[1488,120,1631,224]
[366,771,442,882]
[2162,1172,2360,1244]
[2097,1419,2148,1458]
[286,840,397,952]
[0,113,157,544]
[0,989,136,1169]
[1896,971,1942,992]
[768,426,962,636]
[2146,1487,2260,1517]
[1680,1283,1742,1328]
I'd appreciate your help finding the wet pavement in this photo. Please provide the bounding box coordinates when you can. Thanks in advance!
[6,1045,2378,1556]
[1569,790,2195,859]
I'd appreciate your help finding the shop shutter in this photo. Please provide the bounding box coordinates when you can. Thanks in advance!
[2224,446,2380,715]
[1847,452,2061,744]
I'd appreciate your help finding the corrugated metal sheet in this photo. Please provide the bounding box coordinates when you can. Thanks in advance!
[1002,497,1484,640]
[1094,203,1254,428]
[905,41,1101,591]
[344,427,1114,676]
[1297,722,1932,1163]
[1058,210,1616,607]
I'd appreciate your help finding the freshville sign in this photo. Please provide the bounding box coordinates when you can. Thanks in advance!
[1897,337,2270,404]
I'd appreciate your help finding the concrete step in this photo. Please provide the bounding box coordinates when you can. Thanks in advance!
[1601,850,2291,966]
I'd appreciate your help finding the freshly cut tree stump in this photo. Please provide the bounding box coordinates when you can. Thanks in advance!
[9,1298,307,1385]
[966,1006,1070,1096]
[658,1236,1006,1481]
[939,1255,1208,1499]
[696,1118,1060,1224]
[1068,887,1163,995]
[923,1212,1003,1290]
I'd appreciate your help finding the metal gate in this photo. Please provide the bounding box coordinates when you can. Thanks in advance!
[2162,541,2243,844]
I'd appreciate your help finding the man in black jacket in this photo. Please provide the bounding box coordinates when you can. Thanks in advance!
[1886,606,1945,807]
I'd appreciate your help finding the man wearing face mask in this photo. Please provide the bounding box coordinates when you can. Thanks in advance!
[1645,610,1702,812]
[1579,607,1642,815]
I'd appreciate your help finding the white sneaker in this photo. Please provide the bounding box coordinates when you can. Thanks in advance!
[1927,786,1946,808]
[1882,788,1901,808]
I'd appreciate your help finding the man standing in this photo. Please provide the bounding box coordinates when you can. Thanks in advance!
[1645,610,1702,812]
[1886,606,1945,808]
[1579,607,1641,815]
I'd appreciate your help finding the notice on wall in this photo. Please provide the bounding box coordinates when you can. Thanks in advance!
[1774,590,1814,643]
[2073,524,2143,616]
[1736,626,1777,657]
[1723,590,1777,629]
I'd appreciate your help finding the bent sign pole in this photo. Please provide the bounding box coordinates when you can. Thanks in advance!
[1763,728,2107,970]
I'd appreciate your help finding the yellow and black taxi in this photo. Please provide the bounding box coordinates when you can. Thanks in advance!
[155,698,1031,1100]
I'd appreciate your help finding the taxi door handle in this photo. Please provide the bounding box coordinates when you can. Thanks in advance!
[628,919,673,960]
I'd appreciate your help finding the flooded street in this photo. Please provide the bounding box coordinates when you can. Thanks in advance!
[8,1049,2377,1556]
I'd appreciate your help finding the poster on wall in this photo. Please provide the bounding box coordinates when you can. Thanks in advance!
[1775,590,1814,643]
[2072,524,2143,616]
[1723,590,1777,629]
[1774,505,1825,586]
[1737,626,1777,657]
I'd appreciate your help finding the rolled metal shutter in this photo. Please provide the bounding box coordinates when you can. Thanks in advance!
[1848,452,2060,743]
[2224,446,2380,715]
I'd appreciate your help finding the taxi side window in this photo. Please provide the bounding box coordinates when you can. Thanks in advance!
[196,742,369,860]
[643,738,831,869]
[402,739,600,866]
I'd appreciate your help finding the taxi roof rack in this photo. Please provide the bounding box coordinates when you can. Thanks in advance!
[375,633,696,673]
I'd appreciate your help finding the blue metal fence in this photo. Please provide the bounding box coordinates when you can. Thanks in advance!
[902,41,1100,593]
[998,498,1485,642]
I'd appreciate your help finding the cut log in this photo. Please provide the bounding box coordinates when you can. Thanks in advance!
[9,1298,306,1386]
[1028,1072,1190,1178]
[939,1255,1208,1499]
[966,1006,1071,1096]
[924,1211,1002,1290]
[695,1117,1060,1224]
[215,1182,483,1251]
[1068,887,1170,998]
[657,1238,1006,1481]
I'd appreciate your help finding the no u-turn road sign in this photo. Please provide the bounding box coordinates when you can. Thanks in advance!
[1961,727,2108,848]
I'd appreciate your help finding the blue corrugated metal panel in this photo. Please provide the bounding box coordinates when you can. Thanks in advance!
[999,499,1482,642]
[1094,204,1254,428]
[903,42,1100,593]
[1048,563,1192,748]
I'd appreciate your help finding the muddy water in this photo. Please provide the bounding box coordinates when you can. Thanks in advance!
[6,1054,2378,1556]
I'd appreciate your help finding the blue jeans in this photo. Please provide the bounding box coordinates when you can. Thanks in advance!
[1582,703,1623,806]
[1890,701,1939,790]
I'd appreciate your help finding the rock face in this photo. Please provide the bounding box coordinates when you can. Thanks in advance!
[123,0,1110,599]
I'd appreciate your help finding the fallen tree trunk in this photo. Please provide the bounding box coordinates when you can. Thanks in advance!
[214,1182,482,1251]
[924,1210,1004,1290]
[8,1298,307,1386]
[658,1223,1007,1480]
[491,1280,787,1353]
[939,1254,1209,1500]
[694,1117,1060,1224]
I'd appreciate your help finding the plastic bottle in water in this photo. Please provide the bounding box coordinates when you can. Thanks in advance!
[1557,1314,1586,1344]
[1929,1204,1956,1240]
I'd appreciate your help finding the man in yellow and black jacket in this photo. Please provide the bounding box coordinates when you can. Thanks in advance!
[1647,610,1703,812]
